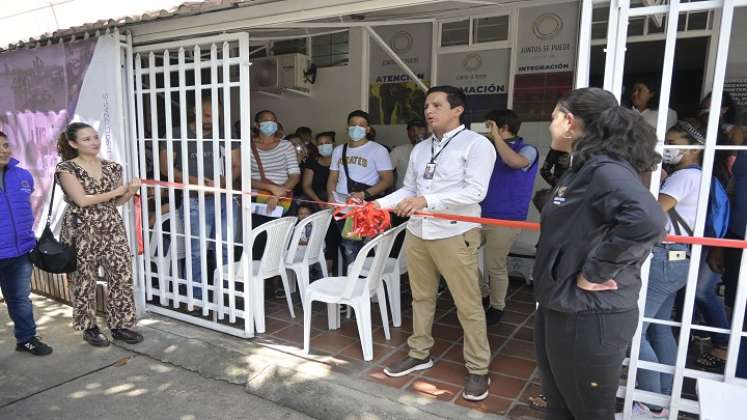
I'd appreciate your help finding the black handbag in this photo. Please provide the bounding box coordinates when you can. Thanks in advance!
[29,178,77,273]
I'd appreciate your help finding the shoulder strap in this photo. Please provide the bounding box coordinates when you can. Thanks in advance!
[47,171,58,226]
[250,140,269,183]
[668,208,694,236]
[342,143,354,191]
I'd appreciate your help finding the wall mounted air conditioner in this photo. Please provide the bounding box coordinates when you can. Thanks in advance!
[250,53,311,95]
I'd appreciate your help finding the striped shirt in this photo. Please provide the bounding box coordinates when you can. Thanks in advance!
[250,140,301,187]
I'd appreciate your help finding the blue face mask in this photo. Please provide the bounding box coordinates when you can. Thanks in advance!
[318,143,334,157]
[348,125,367,141]
[259,121,278,136]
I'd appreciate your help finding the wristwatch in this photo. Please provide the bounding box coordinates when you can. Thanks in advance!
[363,190,372,200]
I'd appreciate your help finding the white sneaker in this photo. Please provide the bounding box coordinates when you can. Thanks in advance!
[615,402,669,419]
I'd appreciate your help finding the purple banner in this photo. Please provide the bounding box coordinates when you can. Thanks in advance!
[0,39,96,226]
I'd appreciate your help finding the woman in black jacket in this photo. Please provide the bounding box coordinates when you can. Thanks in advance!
[533,87,667,420]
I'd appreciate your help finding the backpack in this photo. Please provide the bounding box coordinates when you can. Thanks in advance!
[705,177,730,238]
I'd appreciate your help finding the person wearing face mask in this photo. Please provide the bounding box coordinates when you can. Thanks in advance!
[327,110,393,270]
[630,120,705,418]
[250,110,301,258]
[390,120,428,190]
[533,88,666,419]
[480,109,539,326]
[302,131,339,272]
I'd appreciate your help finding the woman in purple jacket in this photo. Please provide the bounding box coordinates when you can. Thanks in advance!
[0,131,53,356]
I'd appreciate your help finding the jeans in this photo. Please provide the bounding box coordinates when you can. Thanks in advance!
[187,195,239,299]
[535,306,638,420]
[638,244,690,396]
[694,249,730,347]
[0,254,37,343]
[336,219,364,274]
[723,230,747,378]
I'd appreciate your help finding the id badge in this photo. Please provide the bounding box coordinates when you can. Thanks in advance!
[668,250,687,261]
[424,162,436,180]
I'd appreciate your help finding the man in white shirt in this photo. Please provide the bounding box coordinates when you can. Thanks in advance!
[327,110,394,269]
[390,120,428,190]
[375,86,496,402]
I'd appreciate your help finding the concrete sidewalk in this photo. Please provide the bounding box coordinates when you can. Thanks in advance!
[0,296,506,420]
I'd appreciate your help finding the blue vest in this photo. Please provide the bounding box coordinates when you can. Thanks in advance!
[0,159,37,259]
[481,138,539,221]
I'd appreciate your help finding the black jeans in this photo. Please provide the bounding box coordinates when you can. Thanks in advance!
[535,306,638,420]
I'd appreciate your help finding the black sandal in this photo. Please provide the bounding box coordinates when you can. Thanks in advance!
[529,394,548,410]
[697,351,726,369]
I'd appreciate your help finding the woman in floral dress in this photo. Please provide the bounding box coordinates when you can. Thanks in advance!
[56,122,143,347]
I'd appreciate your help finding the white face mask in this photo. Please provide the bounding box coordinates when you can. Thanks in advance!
[318,144,334,157]
[662,149,684,165]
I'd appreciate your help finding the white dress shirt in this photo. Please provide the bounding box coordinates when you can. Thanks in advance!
[377,124,497,240]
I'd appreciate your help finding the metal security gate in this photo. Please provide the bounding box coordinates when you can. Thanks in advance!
[576,1,747,418]
[128,33,254,338]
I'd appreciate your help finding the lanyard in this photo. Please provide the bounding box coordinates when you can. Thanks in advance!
[430,128,466,164]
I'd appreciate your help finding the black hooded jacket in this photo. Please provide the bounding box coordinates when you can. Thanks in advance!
[533,154,667,312]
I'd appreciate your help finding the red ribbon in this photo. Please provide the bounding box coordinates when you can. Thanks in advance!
[134,179,747,250]
[333,198,392,238]
[133,194,144,255]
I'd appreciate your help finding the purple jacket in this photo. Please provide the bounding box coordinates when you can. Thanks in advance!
[0,159,37,259]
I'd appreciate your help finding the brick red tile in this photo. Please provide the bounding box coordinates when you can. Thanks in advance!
[408,378,461,402]
[372,328,410,348]
[454,394,512,415]
[262,317,290,335]
[334,319,363,338]
[363,367,413,389]
[338,341,393,363]
[489,355,537,379]
[501,340,536,361]
[436,312,461,327]
[488,373,526,399]
[514,327,535,342]
[272,324,320,344]
[430,339,454,358]
[309,332,359,354]
[502,310,530,325]
[432,324,463,341]
[506,301,537,315]
[508,403,545,419]
[399,316,413,333]
[423,360,467,386]
[488,322,519,337]
[489,334,507,352]
[441,344,464,364]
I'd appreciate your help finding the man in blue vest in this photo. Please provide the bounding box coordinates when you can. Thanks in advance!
[0,131,53,356]
[480,110,539,325]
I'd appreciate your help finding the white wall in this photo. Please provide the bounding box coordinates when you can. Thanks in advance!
[249,28,365,139]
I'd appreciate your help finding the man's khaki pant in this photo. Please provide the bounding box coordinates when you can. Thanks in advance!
[480,226,521,310]
[405,228,491,374]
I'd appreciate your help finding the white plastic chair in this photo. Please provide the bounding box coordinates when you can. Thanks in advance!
[150,212,187,279]
[214,216,297,334]
[285,209,333,304]
[303,227,397,361]
[351,223,408,327]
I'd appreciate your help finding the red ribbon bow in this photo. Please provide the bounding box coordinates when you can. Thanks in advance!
[333,198,392,238]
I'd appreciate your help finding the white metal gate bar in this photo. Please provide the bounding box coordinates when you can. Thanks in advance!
[591,0,747,417]
[130,32,254,338]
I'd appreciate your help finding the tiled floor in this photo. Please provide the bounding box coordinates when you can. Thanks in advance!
[253,277,544,419]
